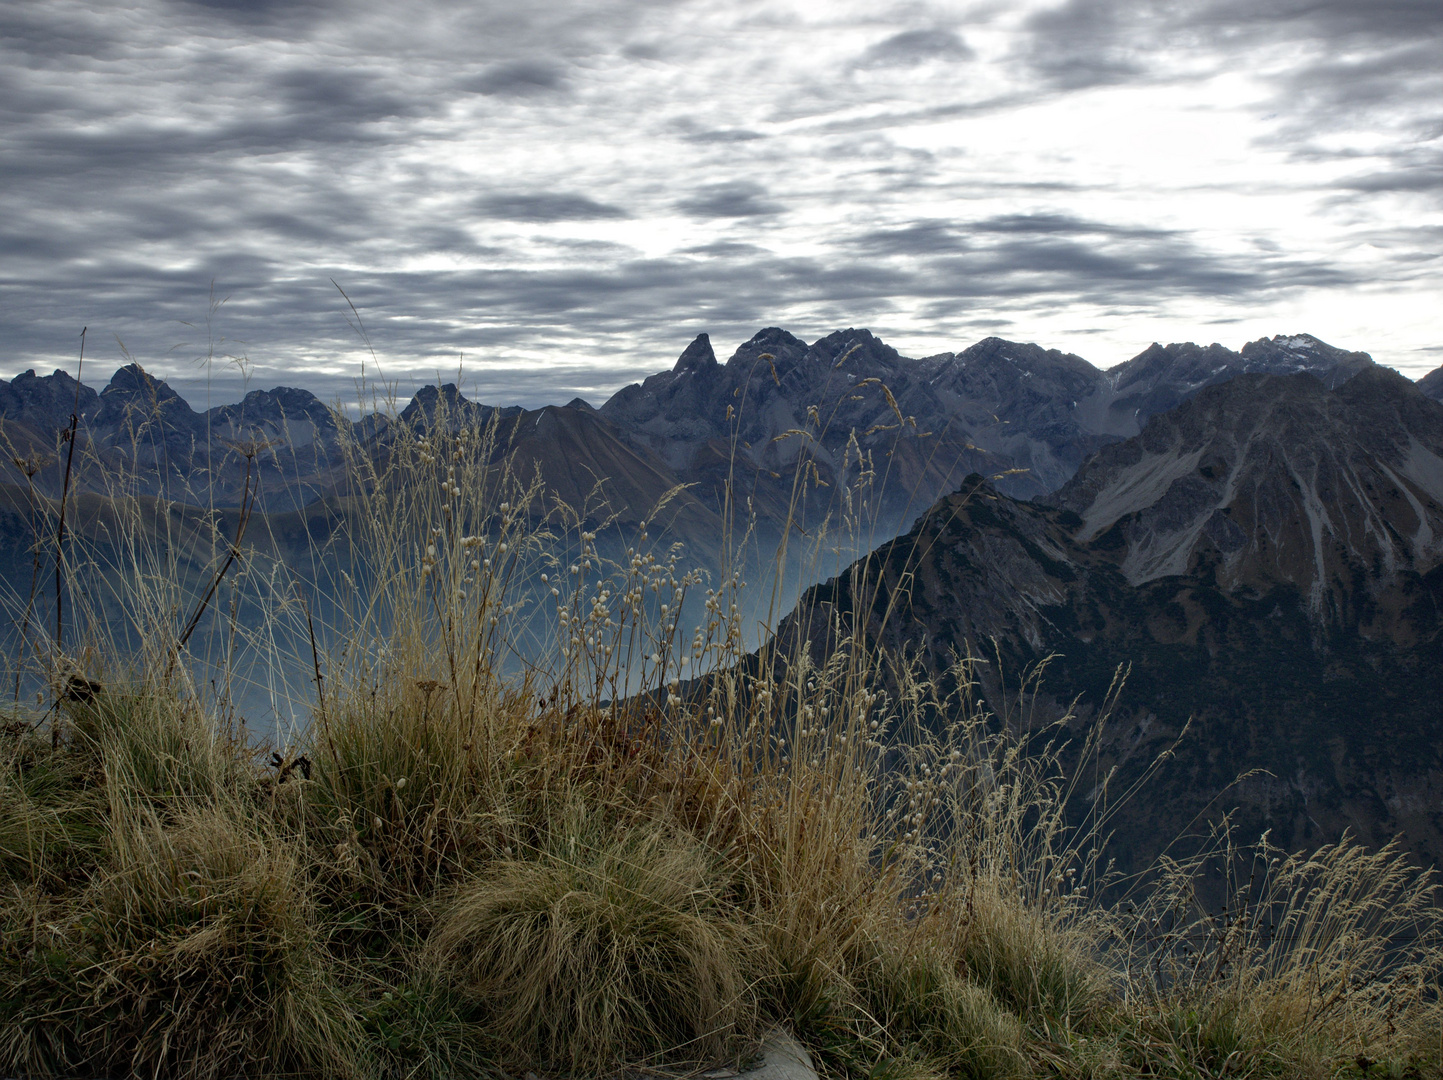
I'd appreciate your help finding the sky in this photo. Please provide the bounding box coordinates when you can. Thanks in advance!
[2,0,1441,409]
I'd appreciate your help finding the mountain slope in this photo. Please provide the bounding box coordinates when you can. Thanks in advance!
[787,370,1443,870]
[1049,367,1443,614]
[1420,363,1443,403]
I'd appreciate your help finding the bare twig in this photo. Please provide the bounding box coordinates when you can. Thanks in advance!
[288,565,327,717]
[169,442,261,677]
[52,327,86,655]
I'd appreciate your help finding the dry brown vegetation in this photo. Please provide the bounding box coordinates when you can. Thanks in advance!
[0,389,1440,1080]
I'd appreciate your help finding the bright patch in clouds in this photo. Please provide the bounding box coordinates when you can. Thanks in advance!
[1,0,1439,407]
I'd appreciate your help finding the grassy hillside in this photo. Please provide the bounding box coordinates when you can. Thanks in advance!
[1,402,1440,1079]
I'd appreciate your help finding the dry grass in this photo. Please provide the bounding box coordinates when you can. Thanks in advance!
[0,385,1438,1079]
[427,812,748,1071]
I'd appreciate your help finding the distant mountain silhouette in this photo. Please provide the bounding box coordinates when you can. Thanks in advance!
[596,327,1383,542]
[0,327,1410,657]
[1,327,1392,526]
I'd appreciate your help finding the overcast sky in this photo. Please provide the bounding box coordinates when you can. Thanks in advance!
[2,0,1440,408]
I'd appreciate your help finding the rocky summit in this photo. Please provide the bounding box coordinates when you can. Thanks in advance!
[0,326,1419,590]
[595,328,1382,517]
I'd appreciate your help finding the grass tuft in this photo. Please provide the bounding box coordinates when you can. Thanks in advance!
[428,811,749,1071]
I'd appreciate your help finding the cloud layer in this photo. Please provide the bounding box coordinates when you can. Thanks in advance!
[2,0,1439,406]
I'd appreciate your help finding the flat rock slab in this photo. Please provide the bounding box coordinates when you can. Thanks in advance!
[703,1031,816,1080]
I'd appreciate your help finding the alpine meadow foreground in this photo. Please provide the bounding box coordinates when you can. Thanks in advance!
[1,392,1440,1080]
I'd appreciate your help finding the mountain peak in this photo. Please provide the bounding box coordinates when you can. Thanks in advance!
[726,327,808,366]
[92,363,199,430]
[401,383,465,422]
[1241,331,1340,356]
[741,326,804,348]
[959,336,1099,376]
[0,368,99,432]
[102,363,181,401]
[399,384,523,428]
[673,333,717,374]
[808,328,904,368]
[1237,332,1375,386]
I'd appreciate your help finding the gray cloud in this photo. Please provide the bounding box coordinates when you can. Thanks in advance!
[180,0,335,16]
[971,214,1176,241]
[677,181,784,218]
[1338,167,1443,195]
[678,240,772,257]
[274,67,418,126]
[1009,0,1443,252]
[476,193,629,222]
[853,221,969,257]
[0,0,1439,407]
[2,203,1368,406]
[1021,0,1443,148]
[1020,0,1148,90]
[857,28,972,68]
[465,60,569,96]
[666,113,767,146]
[680,128,766,144]
[1022,0,1443,83]
[853,214,1187,265]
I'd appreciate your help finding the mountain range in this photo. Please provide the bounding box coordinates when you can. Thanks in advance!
[4,328,1413,630]
[5,329,1443,867]
[4,329,1428,532]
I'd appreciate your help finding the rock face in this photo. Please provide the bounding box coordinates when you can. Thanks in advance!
[598,328,1010,551]
[790,370,1443,871]
[896,336,1112,494]
[0,368,99,432]
[1094,333,1376,433]
[1048,367,1443,608]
